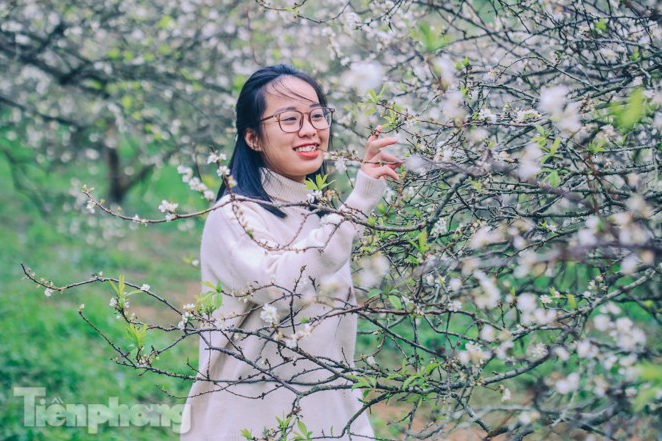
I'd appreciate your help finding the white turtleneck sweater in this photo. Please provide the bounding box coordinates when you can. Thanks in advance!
[181,168,387,441]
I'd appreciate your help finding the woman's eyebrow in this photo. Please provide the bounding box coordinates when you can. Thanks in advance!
[272,103,322,113]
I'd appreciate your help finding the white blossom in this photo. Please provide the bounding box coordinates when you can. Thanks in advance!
[495,339,514,360]
[553,347,570,361]
[441,90,467,122]
[517,293,537,313]
[433,55,456,89]
[514,109,541,123]
[470,226,504,249]
[260,304,279,326]
[538,85,569,115]
[477,108,497,123]
[85,200,96,214]
[529,343,548,358]
[403,155,429,174]
[216,165,230,177]
[203,190,215,201]
[207,152,227,164]
[431,218,447,236]
[576,339,597,358]
[593,315,611,332]
[458,342,490,366]
[158,200,178,213]
[517,143,542,180]
[474,271,500,309]
[357,254,390,287]
[555,373,580,394]
[307,190,322,203]
[449,278,462,292]
[283,336,297,349]
[518,411,540,425]
[448,299,462,312]
[334,157,347,173]
[480,325,496,342]
[342,62,383,92]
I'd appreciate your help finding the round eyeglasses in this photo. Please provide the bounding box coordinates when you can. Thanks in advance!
[260,107,335,133]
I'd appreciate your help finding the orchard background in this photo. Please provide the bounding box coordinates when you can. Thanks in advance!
[1,0,661,440]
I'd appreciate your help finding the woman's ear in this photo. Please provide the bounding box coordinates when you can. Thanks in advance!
[244,129,262,152]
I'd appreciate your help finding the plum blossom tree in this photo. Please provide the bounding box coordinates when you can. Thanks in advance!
[15,0,662,439]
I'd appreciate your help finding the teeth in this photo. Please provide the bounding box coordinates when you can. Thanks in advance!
[295,145,317,152]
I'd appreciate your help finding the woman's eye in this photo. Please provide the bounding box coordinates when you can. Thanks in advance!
[281,115,299,124]
[311,112,325,120]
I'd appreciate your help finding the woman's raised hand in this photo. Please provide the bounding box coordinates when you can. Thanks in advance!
[360,125,402,181]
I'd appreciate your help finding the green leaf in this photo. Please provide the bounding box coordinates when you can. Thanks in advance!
[411,23,449,52]
[612,88,646,131]
[417,229,428,253]
[126,323,148,350]
[424,362,440,376]
[633,388,658,412]
[595,18,607,33]
[276,415,292,433]
[107,48,120,60]
[388,295,403,310]
[548,170,560,188]
[589,138,606,154]
[368,288,381,298]
[567,293,577,309]
[158,16,173,29]
[120,95,133,111]
[240,428,253,440]
[638,363,662,385]
[403,373,421,390]
[549,137,561,156]
[304,174,334,191]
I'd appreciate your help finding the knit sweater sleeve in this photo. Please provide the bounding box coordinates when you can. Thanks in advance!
[201,171,386,312]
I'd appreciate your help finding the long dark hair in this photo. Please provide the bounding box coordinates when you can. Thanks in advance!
[216,64,331,218]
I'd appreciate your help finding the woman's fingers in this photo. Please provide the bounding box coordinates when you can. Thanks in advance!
[365,125,398,160]
[375,151,402,165]
[361,125,402,180]
[367,125,382,144]
[366,136,399,159]
[364,152,402,167]
[374,165,401,181]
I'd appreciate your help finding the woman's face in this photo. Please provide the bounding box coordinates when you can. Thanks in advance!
[249,76,329,183]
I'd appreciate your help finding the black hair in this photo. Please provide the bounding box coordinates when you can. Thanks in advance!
[216,64,331,218]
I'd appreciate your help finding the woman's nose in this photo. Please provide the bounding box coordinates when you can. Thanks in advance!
[298,116,317,136]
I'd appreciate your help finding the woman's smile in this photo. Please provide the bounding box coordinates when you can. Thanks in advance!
[293,142,321,158]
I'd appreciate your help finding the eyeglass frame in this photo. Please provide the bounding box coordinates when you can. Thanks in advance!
[259,106,335,133]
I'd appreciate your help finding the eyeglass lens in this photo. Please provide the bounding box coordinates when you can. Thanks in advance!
[278,108,332,132]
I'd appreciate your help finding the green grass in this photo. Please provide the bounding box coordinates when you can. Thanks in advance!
[0,150,203,440]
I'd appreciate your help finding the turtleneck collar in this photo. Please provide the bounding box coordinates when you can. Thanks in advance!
[260,167,312,204]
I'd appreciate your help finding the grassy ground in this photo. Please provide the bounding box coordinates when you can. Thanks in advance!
[0,152,203,440]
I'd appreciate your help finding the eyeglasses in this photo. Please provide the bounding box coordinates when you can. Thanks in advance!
[260,107,335,133]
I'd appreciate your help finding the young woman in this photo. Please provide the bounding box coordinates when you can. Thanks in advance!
[182,64,400,440]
